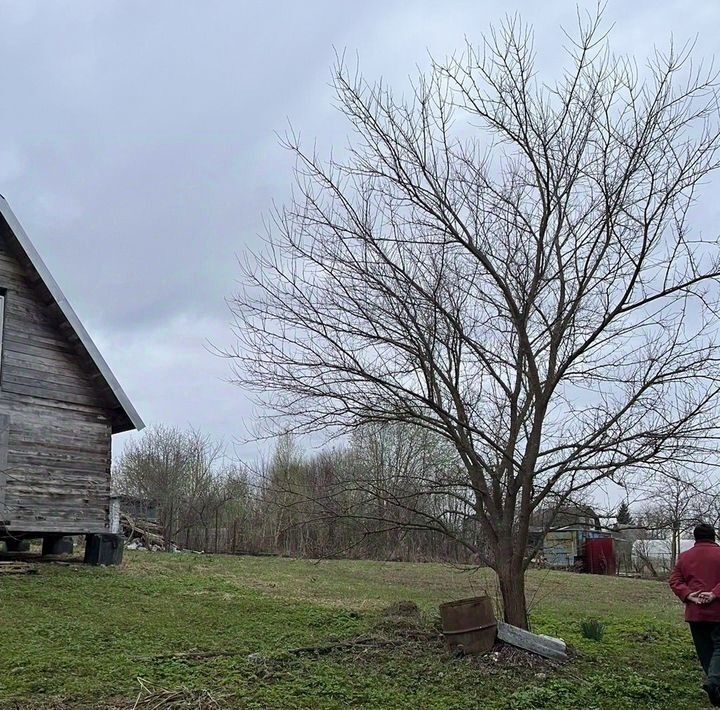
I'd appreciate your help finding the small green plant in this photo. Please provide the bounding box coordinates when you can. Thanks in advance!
[581,618,605,641]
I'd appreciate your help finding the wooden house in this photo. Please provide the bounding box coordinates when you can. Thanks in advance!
[0,197,143,559]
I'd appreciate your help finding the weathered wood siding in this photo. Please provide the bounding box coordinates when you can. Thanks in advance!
[0,232,113,534]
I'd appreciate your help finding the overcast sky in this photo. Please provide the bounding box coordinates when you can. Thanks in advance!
[0,0,718,462]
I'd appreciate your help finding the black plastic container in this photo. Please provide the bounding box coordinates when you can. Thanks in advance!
[5,538,30,552]
[84,533,124,566]
[42,536,74,556]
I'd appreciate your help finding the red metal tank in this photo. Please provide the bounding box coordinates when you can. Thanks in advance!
[585,537,616,575]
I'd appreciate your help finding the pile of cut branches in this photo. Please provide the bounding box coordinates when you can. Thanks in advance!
[120,513,168,551]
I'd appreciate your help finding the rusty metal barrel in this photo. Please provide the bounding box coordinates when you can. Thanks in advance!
[439,596,497,654]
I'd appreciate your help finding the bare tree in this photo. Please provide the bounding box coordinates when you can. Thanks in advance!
[333,422,471,561]
[255,426,472,561]
[635,467,713,567]
[116,426,227,550]
[116,425,193,550]
[229,13,720,627]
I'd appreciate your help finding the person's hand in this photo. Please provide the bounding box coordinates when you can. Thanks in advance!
[700,591,717,604]
[688,592,706,604]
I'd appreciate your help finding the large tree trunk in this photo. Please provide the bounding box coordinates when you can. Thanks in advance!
[498,562,529,629]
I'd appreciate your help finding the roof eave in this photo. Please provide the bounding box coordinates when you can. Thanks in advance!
[0,197,145,434]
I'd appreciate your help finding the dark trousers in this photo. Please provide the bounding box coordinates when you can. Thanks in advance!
[690,622,720,688]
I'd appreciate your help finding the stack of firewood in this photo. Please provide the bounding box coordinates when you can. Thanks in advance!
[120,512,168,550]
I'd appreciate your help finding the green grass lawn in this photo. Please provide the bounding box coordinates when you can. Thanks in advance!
[0,552,706,708]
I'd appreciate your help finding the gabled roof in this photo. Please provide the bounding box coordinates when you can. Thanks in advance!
[0,196,144,434]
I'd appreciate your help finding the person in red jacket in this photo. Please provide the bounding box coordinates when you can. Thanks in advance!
[669,523,720,706]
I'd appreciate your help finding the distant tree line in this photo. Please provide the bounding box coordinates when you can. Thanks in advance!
[116,423,720,580]
[114,423,478,562]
